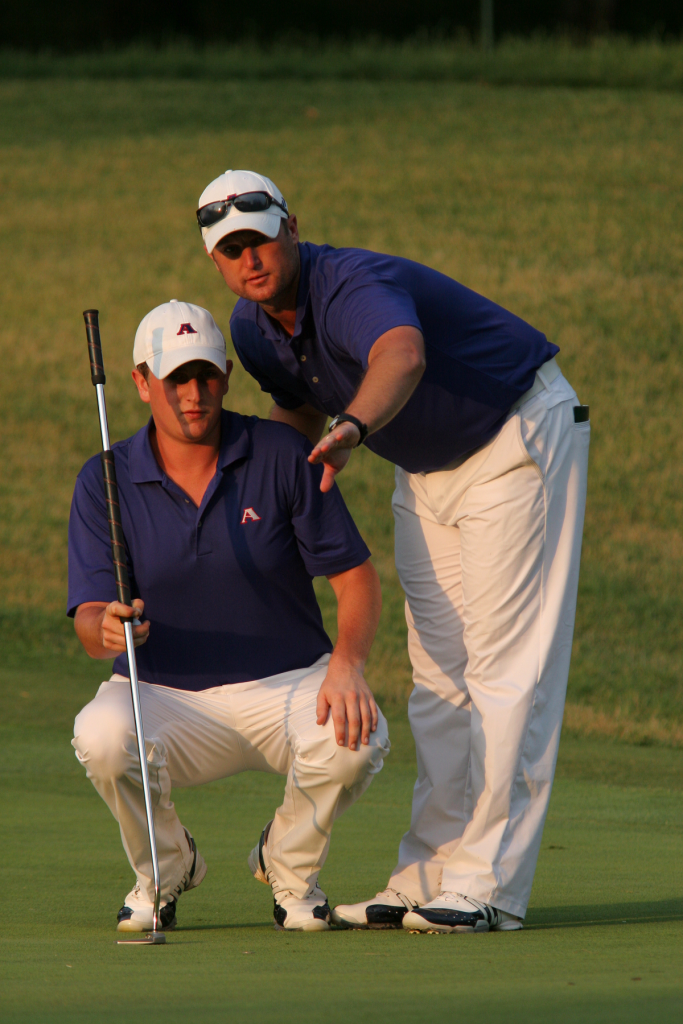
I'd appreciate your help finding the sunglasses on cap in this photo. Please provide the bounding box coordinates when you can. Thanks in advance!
[196,191,288,230]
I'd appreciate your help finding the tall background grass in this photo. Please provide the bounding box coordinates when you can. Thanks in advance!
[0,59,681,744]
[1,38,683,90]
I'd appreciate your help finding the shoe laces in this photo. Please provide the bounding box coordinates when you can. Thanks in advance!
[440,891,464,903]
[440,890,480,907]
[439,891,492,916]
[378,888,418,910]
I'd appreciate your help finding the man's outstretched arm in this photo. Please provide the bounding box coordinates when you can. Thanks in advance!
[317,558,382,751]
[308,326,425,491]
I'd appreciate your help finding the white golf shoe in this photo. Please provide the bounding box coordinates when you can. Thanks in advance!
[402,892,523,934]
[116,829,207,932]
[331,888,419,929]
[248,820,331,931]
[273,889,332,931]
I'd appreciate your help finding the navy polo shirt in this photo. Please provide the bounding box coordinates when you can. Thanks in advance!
[67,410,370,691]
[230,242,559,473]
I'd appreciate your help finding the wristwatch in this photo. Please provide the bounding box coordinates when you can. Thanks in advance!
[328,413,368,447]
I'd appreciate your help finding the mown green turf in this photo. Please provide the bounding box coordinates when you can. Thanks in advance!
[2,693,682,1024]
[1,78,682,740]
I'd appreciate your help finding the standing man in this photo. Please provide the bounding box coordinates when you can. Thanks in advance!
[69,299,389,933]
[197,170,590,933]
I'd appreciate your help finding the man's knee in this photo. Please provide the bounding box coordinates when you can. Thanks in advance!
[311,712,390,790]
[73,696,137,780]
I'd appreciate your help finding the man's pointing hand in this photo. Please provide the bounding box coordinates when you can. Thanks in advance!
[308,420,360,493]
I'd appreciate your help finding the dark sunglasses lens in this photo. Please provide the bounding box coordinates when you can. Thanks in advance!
[232,192,272,213]
[197,201,228,227]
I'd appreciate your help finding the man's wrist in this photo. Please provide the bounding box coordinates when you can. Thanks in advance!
[328,413,368,447]
[328,649,366,673]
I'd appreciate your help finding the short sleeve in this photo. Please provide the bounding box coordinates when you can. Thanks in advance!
[324,274,423,367]
[67,464,121,616]
[289,447,371,577]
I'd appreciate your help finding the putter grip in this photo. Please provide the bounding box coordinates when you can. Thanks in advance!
[100,451,132,607]
[83,309,106,385]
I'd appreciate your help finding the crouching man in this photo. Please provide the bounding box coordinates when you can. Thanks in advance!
[69,300,389,933]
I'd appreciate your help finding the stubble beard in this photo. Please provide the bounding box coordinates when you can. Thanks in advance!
[248,269,297,315]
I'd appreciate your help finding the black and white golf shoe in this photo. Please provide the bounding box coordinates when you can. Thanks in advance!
[273,891,332,932]
[331,888,419,929]
[402,892,523,934]
[116,829,207,933]
[248,820,331,931]
[116,892,179,932]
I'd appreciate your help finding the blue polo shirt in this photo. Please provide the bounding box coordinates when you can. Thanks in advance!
[230,242,558,473]
[67,410,370,691]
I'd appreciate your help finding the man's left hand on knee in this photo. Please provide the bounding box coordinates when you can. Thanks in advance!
[316,658,378,751]
[317,560,382,750]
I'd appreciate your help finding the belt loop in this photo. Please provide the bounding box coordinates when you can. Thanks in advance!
[536,365,551,390]
[536,356,558,391]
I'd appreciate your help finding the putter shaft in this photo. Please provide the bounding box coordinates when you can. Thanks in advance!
[84,310,164,942]
[122,618,163,936]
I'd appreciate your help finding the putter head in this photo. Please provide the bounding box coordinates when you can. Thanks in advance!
[117,931,166,945]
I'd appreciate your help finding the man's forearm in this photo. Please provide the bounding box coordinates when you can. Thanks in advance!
[327,560,382,667]
[345,326,425,435]
[306,326,425,492]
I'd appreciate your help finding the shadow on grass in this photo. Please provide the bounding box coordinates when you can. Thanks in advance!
[176,921,274,932]
[176,900,683,934]
[526,898,683,930]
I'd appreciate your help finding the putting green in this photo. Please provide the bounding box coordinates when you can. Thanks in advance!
[2,713,681,1024]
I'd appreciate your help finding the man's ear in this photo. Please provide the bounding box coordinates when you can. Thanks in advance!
[132,367,152,404]
[286,215,299,243]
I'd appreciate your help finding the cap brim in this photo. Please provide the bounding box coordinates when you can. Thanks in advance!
[203,210,284,254]
[147,346,227,380]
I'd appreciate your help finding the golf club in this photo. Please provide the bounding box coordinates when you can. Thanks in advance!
[83,309,166,946]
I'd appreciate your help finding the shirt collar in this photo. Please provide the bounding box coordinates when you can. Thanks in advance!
[129,410,250,484]
[216,409,250,470]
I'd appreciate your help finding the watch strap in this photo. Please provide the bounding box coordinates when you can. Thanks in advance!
[329,413,368,447]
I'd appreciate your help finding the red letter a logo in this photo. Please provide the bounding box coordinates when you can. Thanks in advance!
[241,507,262,524]
[177,322,198,335]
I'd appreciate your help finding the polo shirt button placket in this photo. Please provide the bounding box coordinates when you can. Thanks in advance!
[297,340,332,403]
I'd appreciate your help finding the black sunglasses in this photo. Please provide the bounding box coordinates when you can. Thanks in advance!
[196,191,288,230]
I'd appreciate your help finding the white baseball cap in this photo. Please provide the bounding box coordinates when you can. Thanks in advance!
[133,300,227,379]
[197,169,289,254]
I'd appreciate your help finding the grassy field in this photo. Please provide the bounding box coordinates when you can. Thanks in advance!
[2,681,682,1023]
[1,76,682,738]
[1,75,682,1022]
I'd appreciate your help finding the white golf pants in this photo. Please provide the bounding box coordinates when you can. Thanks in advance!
[73,656,389,905]
[389,369,589,918]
